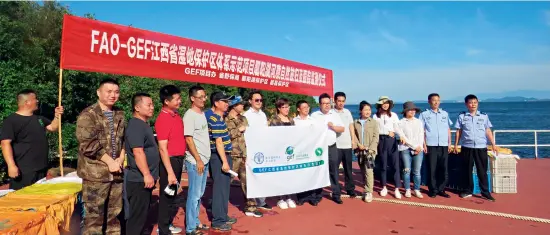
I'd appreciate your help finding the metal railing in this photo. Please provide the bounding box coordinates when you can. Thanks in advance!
[450,130,550,159]
[493,130,550,159]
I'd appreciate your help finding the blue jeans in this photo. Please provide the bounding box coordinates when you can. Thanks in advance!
[400,150,424,190]
[185,161,209,233]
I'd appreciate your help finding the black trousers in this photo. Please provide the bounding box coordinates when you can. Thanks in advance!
[125,181,153,235]
[338,148,355,193]
[377,135,401,188]
[427,146,449,194]
[460,147,490,195]
[327,144,341,197]
[9,168,47,190]
[158,156,184,235]
[210,152,232,227]
[296,188,323,204]
[296,144,338,203]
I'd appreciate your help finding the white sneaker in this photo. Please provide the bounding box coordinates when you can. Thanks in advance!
[405,189,412,198]
[170,225,182,234]
[366,193,374,203]
[286,199,297,208]
[394,189,402,199]
[415,190,423,198]
[156,224,182,234]
[380,187,388,197]
[277,199,289,209]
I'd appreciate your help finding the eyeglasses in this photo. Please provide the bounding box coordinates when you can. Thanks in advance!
[254,99,263,103]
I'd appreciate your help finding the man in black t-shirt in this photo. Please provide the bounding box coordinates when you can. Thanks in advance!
[0,89,64,190]
[123,93,160,235]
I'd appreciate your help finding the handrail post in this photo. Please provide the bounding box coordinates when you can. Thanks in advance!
[493,130,497,146]
[534,131,538,159]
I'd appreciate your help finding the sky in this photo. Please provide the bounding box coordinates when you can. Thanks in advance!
[64,1,550,103]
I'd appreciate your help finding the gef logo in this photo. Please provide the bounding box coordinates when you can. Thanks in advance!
[285,146,294,161]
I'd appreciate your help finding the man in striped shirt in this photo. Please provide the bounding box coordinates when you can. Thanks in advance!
[206,91,237,232]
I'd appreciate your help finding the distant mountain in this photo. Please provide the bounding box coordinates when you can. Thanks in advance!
[403,100,460,104]
[482,96,550,102]
[451,90,550,101]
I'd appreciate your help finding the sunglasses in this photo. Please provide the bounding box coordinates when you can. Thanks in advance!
[253,99,263,103]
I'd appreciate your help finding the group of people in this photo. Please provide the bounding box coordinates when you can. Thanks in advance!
[0,78,499,235]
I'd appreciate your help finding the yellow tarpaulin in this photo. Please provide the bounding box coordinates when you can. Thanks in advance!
[12,182,82,196]
[0,211,57,235]
[0,193,77,233]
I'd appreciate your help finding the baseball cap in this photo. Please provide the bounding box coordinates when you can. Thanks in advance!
[228,96,244,107]
[210,92,231,103]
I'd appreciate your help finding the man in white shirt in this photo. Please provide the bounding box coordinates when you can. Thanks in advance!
[311,93,345,204]
[242,90,272,211]
[293,100,314,126]
[333,92,357,198]
[293,100,320,206]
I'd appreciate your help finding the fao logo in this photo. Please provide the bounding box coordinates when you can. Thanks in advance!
[254,152,265,164]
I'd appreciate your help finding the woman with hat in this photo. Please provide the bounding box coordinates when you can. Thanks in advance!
[397,101,425,199]
[373,96,403,199]
[268,97,298,209]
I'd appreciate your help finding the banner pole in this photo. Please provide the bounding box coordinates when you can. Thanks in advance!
[58,68,64,176]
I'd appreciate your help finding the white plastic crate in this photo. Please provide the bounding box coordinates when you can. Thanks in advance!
[490,157,517,175]
[492,173,517,193]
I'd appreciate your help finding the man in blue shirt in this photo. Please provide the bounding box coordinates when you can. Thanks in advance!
[206,91,237,231]
[454,94,497,202]
[419,93,453,199]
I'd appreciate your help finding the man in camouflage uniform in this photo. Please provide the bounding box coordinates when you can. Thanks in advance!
[225,96,263,218]
[76,78,126,235]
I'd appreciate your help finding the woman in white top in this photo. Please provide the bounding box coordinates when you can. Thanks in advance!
[372,96,403,199]
[398,102,425,199]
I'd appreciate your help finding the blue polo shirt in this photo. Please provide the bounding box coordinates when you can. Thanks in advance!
[419,108,453,147]
[454,111,493,149]
[205,109,232,152]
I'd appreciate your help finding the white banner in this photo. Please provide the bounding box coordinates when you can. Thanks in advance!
[244,122,330,198]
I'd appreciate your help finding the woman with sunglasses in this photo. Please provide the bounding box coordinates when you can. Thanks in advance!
[268,98,297,209]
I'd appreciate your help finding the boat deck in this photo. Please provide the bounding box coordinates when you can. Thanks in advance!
[135,158,550,235]
[5,158,547,234]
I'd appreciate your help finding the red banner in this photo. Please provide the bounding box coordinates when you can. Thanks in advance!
[60,15,333,96]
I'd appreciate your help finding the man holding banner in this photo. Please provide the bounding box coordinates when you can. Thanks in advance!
[311,93,345,204]
[1,89,64,190]
[76,79,126,235]
[243,90,273,211]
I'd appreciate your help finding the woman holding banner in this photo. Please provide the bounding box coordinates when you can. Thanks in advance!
[268,98,298,209]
